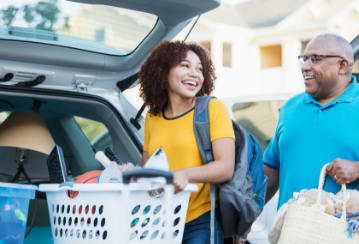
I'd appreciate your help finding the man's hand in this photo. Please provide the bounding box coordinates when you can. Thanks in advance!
[327,159,359,185]
[173,169,189,194]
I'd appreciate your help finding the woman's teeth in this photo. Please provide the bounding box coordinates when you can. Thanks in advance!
[183,81,196,86]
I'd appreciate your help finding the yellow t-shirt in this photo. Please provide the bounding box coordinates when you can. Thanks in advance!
[143,99,235,223]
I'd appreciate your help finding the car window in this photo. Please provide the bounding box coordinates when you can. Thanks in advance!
[232,100,285,154]
[0,0,158,55]
[74,116,113,153]
[0,111,9,123]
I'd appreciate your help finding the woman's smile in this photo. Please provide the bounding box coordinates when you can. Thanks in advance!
[182,79,198,91]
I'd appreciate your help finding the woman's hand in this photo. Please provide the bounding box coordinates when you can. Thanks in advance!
[174,169,189,194]
[233,228,251,244]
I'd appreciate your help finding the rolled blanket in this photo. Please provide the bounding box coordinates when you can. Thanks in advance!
[108,161,141,183]
[346,217,359,238]
[333,211,359,219]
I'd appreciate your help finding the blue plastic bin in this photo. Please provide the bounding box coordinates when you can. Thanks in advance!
[0,183,37,244]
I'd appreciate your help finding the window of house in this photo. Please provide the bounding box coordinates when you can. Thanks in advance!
[260,45,282,69]
[74,117,113,152]
[200,41,211,53]
[95,29,105,43]
[301,40,310,54]
[223,42,232,68]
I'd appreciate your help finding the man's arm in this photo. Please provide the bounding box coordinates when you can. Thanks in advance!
[264,164,279,204]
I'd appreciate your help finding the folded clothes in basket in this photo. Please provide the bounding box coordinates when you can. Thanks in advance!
[346,217,359,238]
[95,150,141,183]
[98,163,141,183]
[69,150,141,198]
[333,212,359,238]
[332,189,359,238]
[70,147,170,199]
[333,211,359,218]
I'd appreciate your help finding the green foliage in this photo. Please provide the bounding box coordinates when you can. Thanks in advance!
[23,0,60,31]
[74,116,107,142]
[1,5,18,25]
[1,0,69,32]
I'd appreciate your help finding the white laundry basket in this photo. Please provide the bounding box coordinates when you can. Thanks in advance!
[38,169,197,244]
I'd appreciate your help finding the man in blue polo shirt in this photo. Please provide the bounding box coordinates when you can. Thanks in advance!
[263,33,359,209]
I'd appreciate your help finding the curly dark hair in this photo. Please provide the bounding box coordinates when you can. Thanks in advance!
[139,40,216,116]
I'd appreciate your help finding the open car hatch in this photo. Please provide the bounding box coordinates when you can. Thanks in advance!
[0,0,220,91]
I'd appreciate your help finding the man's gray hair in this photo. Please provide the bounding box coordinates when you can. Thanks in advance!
[315,33,354,69]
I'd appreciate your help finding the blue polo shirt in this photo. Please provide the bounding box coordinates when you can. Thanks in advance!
[264,76,359,208]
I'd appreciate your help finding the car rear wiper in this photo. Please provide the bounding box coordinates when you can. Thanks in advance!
[0,73,14,82]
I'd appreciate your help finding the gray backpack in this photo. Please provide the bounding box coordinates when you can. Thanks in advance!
[193,96,268,243]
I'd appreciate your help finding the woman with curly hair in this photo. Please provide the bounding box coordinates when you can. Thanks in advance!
[139,40,235,244]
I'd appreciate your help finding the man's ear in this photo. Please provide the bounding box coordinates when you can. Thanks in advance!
[338,59,350,75]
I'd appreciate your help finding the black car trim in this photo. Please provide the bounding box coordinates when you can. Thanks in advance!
[117,72,138,92]
[350,35,359,61]
[0,85,143,153]
[0,73,14,82]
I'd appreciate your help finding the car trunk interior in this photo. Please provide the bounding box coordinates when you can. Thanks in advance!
[0,0,222,240]
[0,86,142,228]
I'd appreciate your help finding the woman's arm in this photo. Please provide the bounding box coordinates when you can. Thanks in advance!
[173,137,235,194]
[142,151,149,166]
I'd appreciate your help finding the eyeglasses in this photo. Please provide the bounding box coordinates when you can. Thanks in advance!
[298,54,343,67]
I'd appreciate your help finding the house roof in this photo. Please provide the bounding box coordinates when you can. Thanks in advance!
[204,0,309,28]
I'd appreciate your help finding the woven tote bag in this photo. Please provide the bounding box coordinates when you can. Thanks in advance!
[278,164,359,244]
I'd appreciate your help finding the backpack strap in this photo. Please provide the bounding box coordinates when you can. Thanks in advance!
[194,96,215,244]
[193,96,215,164]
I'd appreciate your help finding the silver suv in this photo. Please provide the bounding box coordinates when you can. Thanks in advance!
[0,0,219,243]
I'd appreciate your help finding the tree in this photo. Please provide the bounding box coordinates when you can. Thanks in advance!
[1,0,72,32]
[1,5,18,26]
[23,0,61,31]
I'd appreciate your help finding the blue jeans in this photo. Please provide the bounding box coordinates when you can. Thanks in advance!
[182,210,224,244]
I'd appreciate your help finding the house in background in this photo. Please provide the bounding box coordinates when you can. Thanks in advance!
[60,4,157,55]
[172,0,359,100]
[40,0,359,107]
